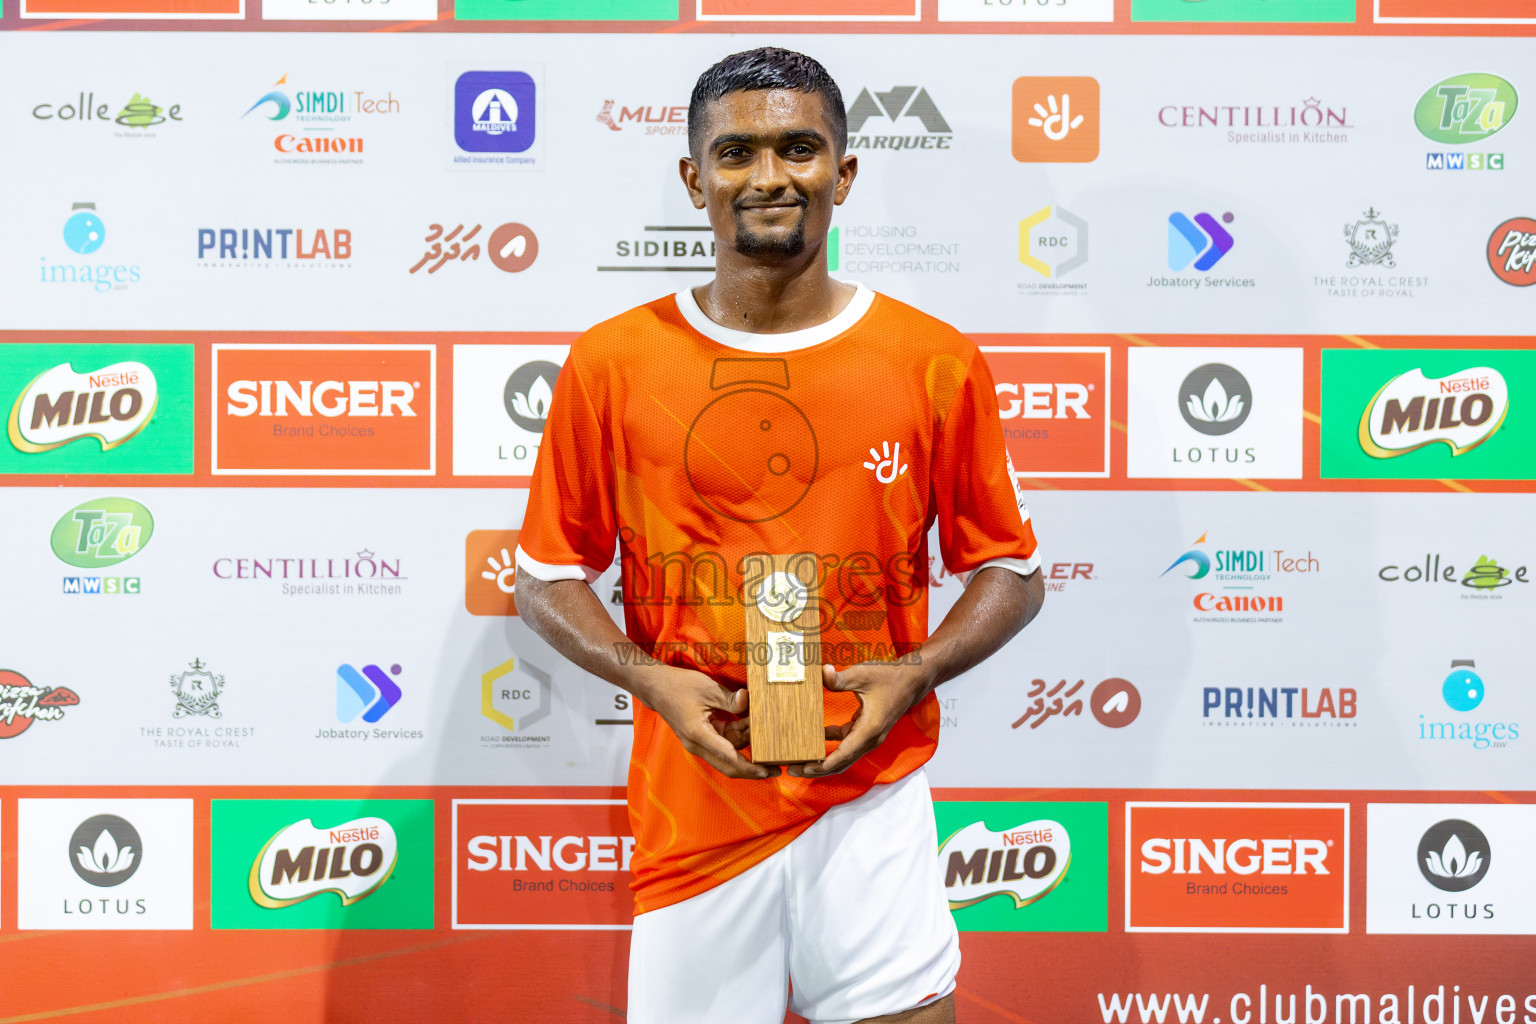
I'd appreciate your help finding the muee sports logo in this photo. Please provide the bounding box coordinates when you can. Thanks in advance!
[212,344,435,475]
[1359,366,1508,459]
[453,800,634,929]
[981,347,1109,477]
[1126,802,1348,932]
[249,816,397,908]
[0,669,81,739]
[8,361,156,454]
[940,818,1069,910]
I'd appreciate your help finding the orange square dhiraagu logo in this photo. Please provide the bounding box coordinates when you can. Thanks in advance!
[212,345,435,475]
[1126,802,1349,933]
[982,347,1109,478]
[465,529,520,616]
[1012,77,1099,163]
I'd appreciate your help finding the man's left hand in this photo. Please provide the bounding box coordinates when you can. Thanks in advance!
[789,661,934,778]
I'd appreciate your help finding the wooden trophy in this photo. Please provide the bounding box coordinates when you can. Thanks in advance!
[742,554,825,765]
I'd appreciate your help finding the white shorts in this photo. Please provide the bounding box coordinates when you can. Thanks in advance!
[627,768,960,1024]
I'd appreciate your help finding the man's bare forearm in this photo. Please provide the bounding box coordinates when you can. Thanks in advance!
[913,566,1044,689]
[514,574,663,697]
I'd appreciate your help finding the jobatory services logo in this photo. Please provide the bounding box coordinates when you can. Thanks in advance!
[452,345,568,476]
[594,99,687,136]
[1416,73,1515,171]
[933,802,1108,932]
[453,799,633,929]
[1156,95,1353,145]
[212,799,433,929]
[1014,677,1141,731]
[0,670,80,739]
[1487,217,1536,285]
[1321,350,1533,480]
[196,227,351,269]
[1128,348,1303,478]
[1366,803,1536,935]
[242,73,398,164]
[211,344,435,475]
[480,655,553,750]
[321,663,419,743]
[1126,802,1349,933]
[1315,207,1429,301]
[1377,552,1530,597]
[16,799,194,930]
[1012,77,1098,162]
[1201,685,1357,727]
[845,85,952,151]
[452,71,541,169]
[1152,211,1257,294]
[1159,530,1318,622]
[1,343,193,475]
[411,222,538,275]
[1131,0,1354,20]
[982,347,1109,477]
[1018,206,1087,295]
[1417,659,1519,752]
[31,91,185,135]
[40,202,142,293]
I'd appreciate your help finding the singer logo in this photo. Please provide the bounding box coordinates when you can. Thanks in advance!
[249,816,398,909]
[453,799,634,929]
[212,344,435,475]
[1126,802,1348,933]
[982,347,1109,477]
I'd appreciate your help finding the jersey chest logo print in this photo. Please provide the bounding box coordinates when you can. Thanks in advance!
[863,440,910,484]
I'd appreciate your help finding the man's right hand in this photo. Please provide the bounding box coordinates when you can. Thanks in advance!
[631,665,781,781]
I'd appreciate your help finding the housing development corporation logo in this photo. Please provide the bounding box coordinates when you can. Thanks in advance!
[934,803,1107,933]
[1416,73,1515,171]
[1487,217,1536,286]
[1126,802,1349,933]
[0,670,80,739]
[982,347,1110,477]
[410,222,538,275]
[845,85,952,151]
[1012,77,1099,162]
[1418,659,1519,751]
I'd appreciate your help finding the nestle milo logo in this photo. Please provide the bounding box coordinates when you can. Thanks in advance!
[50,498,154,569]
[1414,73,1517,144]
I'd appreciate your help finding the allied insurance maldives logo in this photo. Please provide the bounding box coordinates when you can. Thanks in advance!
[211,345,435,476]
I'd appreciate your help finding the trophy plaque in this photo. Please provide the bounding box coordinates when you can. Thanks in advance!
[742,554,825,765]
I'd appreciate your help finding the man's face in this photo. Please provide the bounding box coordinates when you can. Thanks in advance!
[683,89,856,261]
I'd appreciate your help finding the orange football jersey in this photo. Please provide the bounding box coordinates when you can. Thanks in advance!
[517,285,1040,913]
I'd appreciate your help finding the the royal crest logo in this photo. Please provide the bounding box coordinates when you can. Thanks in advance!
[248,816,399,908]
[7,361,158,454]
[940,818,1071,910]
[1344,207,1399,268]
[1358,367,1509,458]
[169,659,224,719]
[0,670,80,739]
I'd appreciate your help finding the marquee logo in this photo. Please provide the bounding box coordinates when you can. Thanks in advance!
[70,814,142,887]
[940,819,1070,910]
[1358,366,1508,458]
[1127,802,1349,932]
[249,816,398,908]
[1414,74,1517,144]
[50,497,153,569]
[982,347,1109,477]
[846,85,952,151]
[1487,217,1536,286]
[0,670,80,739]
[212,344,435,475]
[9,361,156,454]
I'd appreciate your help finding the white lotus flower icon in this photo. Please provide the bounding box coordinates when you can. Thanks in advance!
[510,374,554,421]
[1186,377,1244,424]
[78,829,135,875]
[1424,832,1482,879]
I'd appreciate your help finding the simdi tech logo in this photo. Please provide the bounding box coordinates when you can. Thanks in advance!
[980,348,1109,478]
[242,73,399,163]
[933,802,1108,932]
[1160,530,1318,622]
[1126,802,1349,933]
[1416,73,1516,171]
[2,343,193,475]
[1012,77,1099,162]
[211,344,435,475]
[1321,350,1533,480]
[211,799,432,929]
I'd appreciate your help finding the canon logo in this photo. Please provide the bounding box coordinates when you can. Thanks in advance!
[1140,837,1330,875]
[226,380,417,418]
[465,834,636,872]
[997,382,1091,420]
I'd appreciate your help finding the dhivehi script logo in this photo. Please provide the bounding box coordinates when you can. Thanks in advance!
[1358,366,1508,458]
[939,818,1070,910]
[8,361,157,453]
[248,816,398,909]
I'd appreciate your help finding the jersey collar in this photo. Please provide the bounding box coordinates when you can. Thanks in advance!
[672,281,875,353]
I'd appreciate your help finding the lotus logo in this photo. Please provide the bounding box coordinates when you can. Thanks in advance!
[69,814,143,887]
[1358,366,1508,459]
[1414,74,1517,144]
[1179,364,1252,436]
[939,818,1071,910]
[1416,819,1490,892]
[503,361,560,433]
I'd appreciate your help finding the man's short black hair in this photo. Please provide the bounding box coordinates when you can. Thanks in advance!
[688,47,846,159]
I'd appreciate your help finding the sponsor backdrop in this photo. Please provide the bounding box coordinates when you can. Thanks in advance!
[0,3,1533,1023]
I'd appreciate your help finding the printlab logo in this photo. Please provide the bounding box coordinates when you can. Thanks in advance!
[196,227,352,268]
[845,85,952,150]
[595,99,687,136]
[1417,819,1491,892]
[336,664,402,724]
[1417,73,1515,170]
[169,659,224,718]
[1178,364,1251,436]
[1013,677,1140,730]
[410,222,537,274]
[1487,217,1536,286]
[70,814,142,887]
[42,203,142,293]
[454,71,537,156]
[1018,206,1088,290]
[32,91,185,132]
[1168,212,1234,272]
[1012,77,1099,162]
[0,670,80,739]
[481,656,553,746]
[1419,659,1519,751]
[1201,686,1357,727]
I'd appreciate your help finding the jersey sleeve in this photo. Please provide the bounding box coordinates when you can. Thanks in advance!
[515,353,617,585]
[931,347,1041,582]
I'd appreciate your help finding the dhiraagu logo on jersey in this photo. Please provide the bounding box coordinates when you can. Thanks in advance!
[933,801,1107,932]
[1414,74,1517,144]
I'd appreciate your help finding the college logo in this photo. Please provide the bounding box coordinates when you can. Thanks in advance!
[1322,350,1533,480]
[1414,74,1517,145]
[1018,206,1087,282]
[0,670,80,739]
[31,91,185,130]
[336,663,402,723]
[481,656,553,747]
[1012,77,1098,162]
[845,85,952,150]
[1487,217,1536,286]
[1378,553,1531,591]
[454,799,633,929]
[1015,677,1141,731]
[454,71,537,154]
[1418,819,1491,892]
[595,100,687,136]
[70,814,142,887]
[1419,659,1518,751]
[169,658,224,719]
[50,497,153,569]
[410,222,537,274]
[212,344,435,475]
[934,802,1107,932]
[1126,802,1349,932]
[982,347,1109,477]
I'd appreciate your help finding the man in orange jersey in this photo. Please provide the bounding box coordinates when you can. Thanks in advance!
[515,47,1044,1024]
